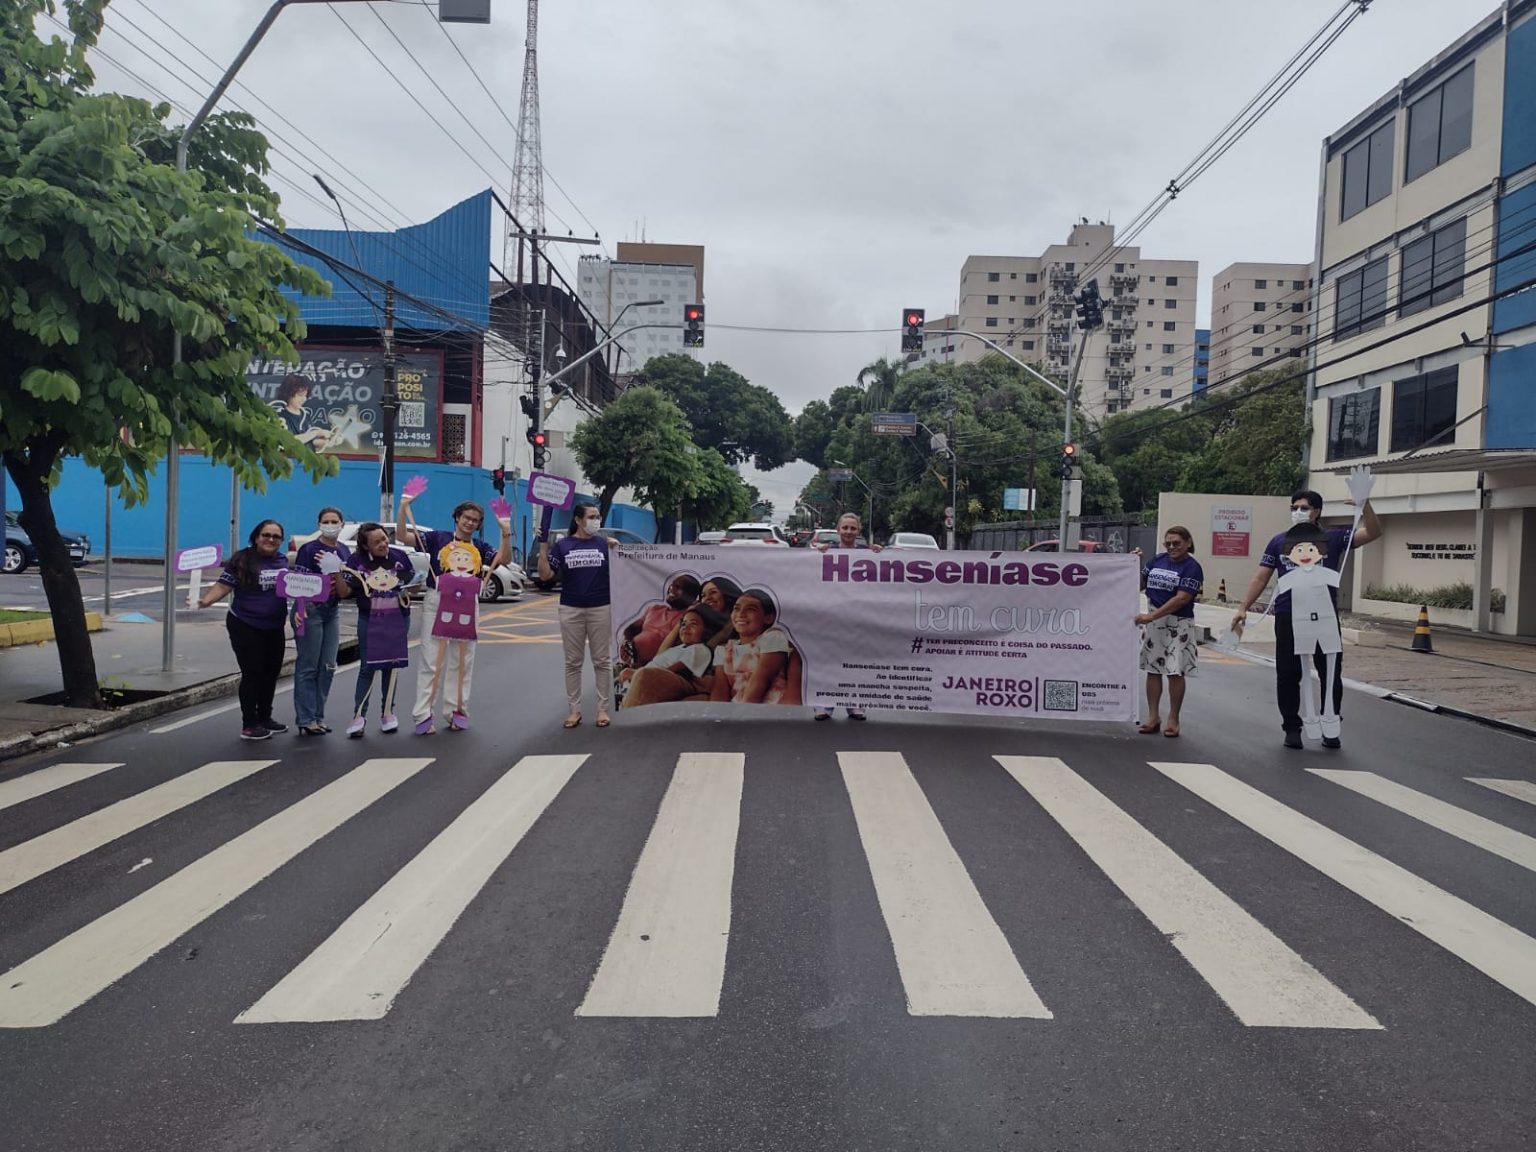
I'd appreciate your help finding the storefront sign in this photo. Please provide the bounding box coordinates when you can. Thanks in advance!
[611,548,1139,721]
[1404,542,1476,560]
[1210,505,1253,558]
[245,348,444,460]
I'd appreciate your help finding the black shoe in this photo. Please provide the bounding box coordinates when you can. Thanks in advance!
[1283,732,1304,749]
[241,726,272,741]
[261,718,289,734]
[1321,736,1342,749]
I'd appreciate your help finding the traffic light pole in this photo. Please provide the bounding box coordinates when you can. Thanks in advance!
[1058,327,1088,551]
[379,280,397,524]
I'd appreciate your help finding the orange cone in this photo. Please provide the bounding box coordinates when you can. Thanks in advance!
[1411,605,1434,654]
[1217,579,1228,603]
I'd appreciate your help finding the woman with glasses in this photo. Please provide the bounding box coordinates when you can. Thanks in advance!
[1132,526,1203,738]
[197,519,291,741]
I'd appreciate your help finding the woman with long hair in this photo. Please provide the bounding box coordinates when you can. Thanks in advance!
[333,522,415,738]
[197,519,290,741]
[538,502,618,729]
[290,506,348,735]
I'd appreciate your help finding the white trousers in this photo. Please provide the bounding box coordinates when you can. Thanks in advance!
[413,589,478,720]
[559,604,613,714]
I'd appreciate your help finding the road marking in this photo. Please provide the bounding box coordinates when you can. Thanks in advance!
[1468,778,1536,808]
[998,756,1378,1029]
[1151,761,1536,1011]
[0,760,278,897]
[839,751,1050,1018]
[238,754,586,1023]
[1310,770,1536,874]
[0,763,124,812]
[577,752,744,1018]
[0,757,432,1028]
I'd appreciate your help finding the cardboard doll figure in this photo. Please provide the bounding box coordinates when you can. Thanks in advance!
[1274,521,1343,742]
[424,539,484,730]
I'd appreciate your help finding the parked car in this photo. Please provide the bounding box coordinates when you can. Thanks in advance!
[720,522,792,546]
[886,532,940,550]
[811,528,868,548]
[4,511,90,574]
[787,528,816,548]
[292,523,525,602]
[695,530,727,545]
[1024,539,1112,553]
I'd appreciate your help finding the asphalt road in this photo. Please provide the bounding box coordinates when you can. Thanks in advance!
[1,601,1533,1152]
[0,561,175,614]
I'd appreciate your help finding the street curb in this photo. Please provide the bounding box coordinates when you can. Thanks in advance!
[0,652,298,765]
[0,612,105,649]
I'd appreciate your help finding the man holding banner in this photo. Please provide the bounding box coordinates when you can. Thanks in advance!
[812,512,882,720]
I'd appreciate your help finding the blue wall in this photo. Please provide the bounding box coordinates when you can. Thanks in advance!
[1494,181,1536,334]
[1502,16,1536,179]
[5,459,658,561]
[1487,341,1536,450]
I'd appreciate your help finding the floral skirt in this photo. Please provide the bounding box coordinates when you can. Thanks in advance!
[1140,616,1198,676]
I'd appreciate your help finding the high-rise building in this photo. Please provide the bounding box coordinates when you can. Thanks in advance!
[955,223,1198,419]
[1194,329,1211,393]
[1207,263,1314,389]
[578,242,705,375]
[1304,1,1536,636]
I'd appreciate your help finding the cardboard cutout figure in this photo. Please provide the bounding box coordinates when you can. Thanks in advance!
[425,539,483,726]
[1274,522,1343,741]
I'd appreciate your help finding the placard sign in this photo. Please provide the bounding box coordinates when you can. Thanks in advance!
[175,544,222,573]
[276,570,326,600]
[527,471,576,510]
[1209,505,1252,558]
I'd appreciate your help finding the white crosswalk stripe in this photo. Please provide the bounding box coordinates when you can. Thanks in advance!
[239,754,586,1024]
[0,762,123,812]
[0,760,278,897]
[0,757,432,1029]
[577,752,745,1018]
[1151,761,1536,1011]
[999,756,1379,1029]
[1467,777,1536,809]
[840,750,1051,1018]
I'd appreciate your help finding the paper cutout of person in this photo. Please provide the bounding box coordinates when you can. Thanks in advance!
[1274,521,1343,742]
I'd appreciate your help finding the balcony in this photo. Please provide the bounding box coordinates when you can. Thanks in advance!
[1106,316,1137,334]
[1049,264,1078,288]
[1109,294,1137,310]
[1110,270,1139,290]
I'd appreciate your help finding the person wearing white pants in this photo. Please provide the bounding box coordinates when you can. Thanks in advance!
[539,503,619,729]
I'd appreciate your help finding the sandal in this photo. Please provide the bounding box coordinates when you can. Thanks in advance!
[297,724,328,737]
[595,714,611,728]
[1137,720,1161,734]
[1163,724,1181,738]
[563,714,582,729]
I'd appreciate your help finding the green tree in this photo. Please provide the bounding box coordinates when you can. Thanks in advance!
[856,357,903,413]
[637,353,794,470]
[687,447,754,531]
[569,387,704,528]
[1,0,332,708]
[1095,403,1217,513]
[1177,368,1308,496]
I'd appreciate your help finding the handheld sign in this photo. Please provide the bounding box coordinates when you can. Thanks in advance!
[175,544,222,573]
[276,570,326,600]
[527,471,576,510]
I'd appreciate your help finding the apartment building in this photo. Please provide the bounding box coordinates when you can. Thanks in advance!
[1305,1,1536,636]
[578,242,705,375]
[954,223,1199,420]
[1194,329,1211,393]
[1207,263,1314,389]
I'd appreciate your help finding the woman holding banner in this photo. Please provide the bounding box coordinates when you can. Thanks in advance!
[196,519,290,741]
[1133,526,1203,738]
[538,502,618,729]
[290,506,349,736]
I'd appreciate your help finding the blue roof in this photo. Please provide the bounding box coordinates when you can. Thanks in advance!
[263,189,492,332]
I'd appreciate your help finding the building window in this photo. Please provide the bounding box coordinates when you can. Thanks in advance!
[1160,388,1174,398]
[1291,324,1304,335]
[1255,279,1267,289]
[1327,389,1381,461]
[1291,302,1304,312]
[988,272,1000,282]
[1341,121,1395,220]
[1292,280,1306,290]
[1025,273,1038,283]
[1162,343,1175,354]
[987,294,999,305]
[1401,217,1467,316]
[1253,302,1266,312]
[1010,272,1018,279]
[1390,366,1458,453]
[1114,263,1125,273]
[984,317,998,327]
[1024,295,1036,305]
[1164,299,1177,309]
[1022,340,1035,350]
[1166,276,1179,286]
[1405,64,1474,183]
[1161,366,1174,376]
[1252,348,1265,357]
[1163,321,1176,332]
[1024,318,1036,329]
[1252,324,1266,334]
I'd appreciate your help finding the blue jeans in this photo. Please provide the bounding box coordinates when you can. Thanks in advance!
[292,600,340,727]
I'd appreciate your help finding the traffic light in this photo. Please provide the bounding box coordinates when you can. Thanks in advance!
[519,393,538,421]
[1060,442,1078,481]
[901,308,925,353]
[531,430,548,471]
[1074,279,1103,331]
[683,303,705,347]
[491,466,506,494]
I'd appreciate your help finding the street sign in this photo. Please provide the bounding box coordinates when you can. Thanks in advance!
[1002,488,1036,512]
[827,469,854,483]
[527,471,576,510]
[871,411,917,436]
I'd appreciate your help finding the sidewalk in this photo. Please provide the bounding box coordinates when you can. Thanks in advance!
[1190,600,1536,735]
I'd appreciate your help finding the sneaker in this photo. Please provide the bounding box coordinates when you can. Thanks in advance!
[813,709,832,721]
[241,726,272,741]
[380,713,399,734]
[847,709,867,722]
[261,719,289,734]
[1283,731,1304,750]
[346,716,366,739]
[414,717,435,736]
[449,711,470,731]
[1321,736,1342,749]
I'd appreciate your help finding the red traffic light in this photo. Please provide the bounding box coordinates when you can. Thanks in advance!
[906,313,921,326]
[1063,443,1077,457]
[532,431,547,447]
[685,306,702,321]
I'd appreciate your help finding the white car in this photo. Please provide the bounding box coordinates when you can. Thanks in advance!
[887,532,940,550]
[695,530,727,545]
[811,528,868,548]
[721,522,791,546]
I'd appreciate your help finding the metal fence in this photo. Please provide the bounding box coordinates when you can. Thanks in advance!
[965,513,1157,555]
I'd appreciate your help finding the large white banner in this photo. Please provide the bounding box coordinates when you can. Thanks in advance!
[611,546,1140,721]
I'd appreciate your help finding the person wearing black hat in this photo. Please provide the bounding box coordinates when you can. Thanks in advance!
[1232,475,1380,749]
[1273,521,1344,745]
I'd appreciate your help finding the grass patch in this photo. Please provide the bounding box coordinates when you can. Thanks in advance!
[0,609,50,625]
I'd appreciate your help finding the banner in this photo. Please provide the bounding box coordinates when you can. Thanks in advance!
[245,347,444,460]
[611,547,1140,721]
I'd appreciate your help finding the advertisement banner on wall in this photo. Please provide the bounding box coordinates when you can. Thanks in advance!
[245,347,444,460]
[1209,504,1253,557]
[610,548,1140,721]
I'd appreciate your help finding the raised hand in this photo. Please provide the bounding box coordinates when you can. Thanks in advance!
[401,474,429,503]
[490,496,513,523]
[1346,464,1374,509]
[317,551,345,575]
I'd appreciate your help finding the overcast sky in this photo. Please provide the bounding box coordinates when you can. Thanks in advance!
[84,0,1490,516]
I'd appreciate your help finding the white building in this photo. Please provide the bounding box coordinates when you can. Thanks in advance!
[1207,262,1315,389]
[578,242,705,376]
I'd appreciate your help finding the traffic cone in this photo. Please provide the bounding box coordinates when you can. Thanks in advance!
[1412,605,1434,653]
[1217,579,1228,603]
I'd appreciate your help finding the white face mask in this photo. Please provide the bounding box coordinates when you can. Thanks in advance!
[583,517,602,533]
[318,523,342,538]
[1291,508,1312,525]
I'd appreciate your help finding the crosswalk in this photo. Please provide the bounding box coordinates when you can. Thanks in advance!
[1,748,1533,1032]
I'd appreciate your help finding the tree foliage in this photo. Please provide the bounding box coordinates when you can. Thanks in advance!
[1,0,335,706]
[637,353,795,471]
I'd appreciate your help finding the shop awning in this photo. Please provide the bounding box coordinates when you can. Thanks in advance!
[1317,447,1536,475]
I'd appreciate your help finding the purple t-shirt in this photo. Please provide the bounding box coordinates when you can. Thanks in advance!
[218,553,289,630]
[549,535,610,608]
[1261,526,1353,614]
[293,539,351,605]
[417,529,495,590]
[1143,553,1204,618]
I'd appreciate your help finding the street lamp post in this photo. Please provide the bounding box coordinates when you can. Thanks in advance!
[160,0,486,672]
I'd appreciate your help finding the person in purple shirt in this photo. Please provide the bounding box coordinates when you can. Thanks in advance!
[1133,526,1203,738]
[538,502,619,729]
[1233,486,1381,749]
[197,519,290,741]
[290,506,350,736]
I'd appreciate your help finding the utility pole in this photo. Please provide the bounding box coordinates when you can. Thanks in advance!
[1057,330,1086,550]
[379,280,397,524]
[529,235,544,467]
[945,403,958,550]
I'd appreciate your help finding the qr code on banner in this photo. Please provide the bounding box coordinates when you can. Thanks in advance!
[1043,680,1078,712]
[398,401,426,429]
